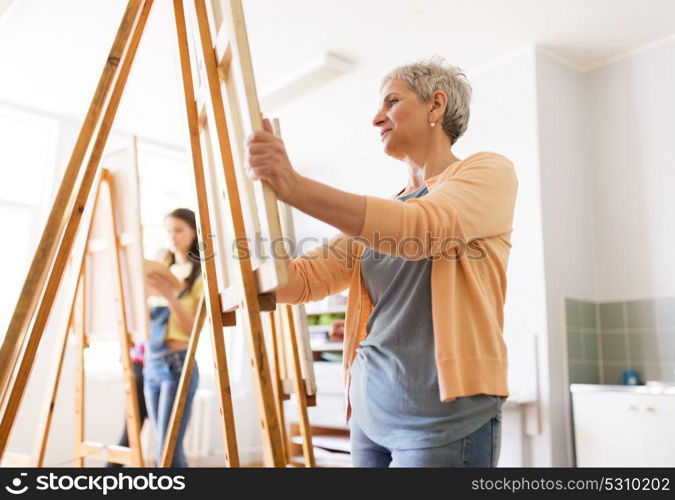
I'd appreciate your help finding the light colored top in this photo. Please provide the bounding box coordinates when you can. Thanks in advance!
[150,261,203,343]
[276,151,518,422]
[350,183,504,449]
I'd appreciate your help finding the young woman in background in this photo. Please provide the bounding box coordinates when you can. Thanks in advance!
[144,208,203,467]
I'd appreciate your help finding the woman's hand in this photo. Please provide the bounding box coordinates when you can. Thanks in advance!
[244,118,366,236]
[147,272,175,300]
[244,118,301,202]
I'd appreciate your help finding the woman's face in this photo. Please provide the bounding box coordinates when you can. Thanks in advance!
[372,78,430,159]
[165,216,196,256]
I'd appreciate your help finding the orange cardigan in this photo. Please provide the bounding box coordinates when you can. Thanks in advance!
[276,151,518,421]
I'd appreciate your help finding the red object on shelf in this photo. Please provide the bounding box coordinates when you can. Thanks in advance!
[329,319,345,342]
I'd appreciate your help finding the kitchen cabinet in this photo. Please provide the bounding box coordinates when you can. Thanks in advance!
[641,394,675,467]
[571,384,675,467]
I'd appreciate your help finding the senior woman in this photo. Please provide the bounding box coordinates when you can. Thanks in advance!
[244,58,517,468]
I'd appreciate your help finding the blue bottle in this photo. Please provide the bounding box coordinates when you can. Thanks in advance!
[621,369,640,385]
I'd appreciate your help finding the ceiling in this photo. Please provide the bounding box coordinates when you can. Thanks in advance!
[0,0,674,151]
[244,0,675,79]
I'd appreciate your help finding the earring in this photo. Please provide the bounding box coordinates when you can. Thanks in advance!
[430,122,436,127]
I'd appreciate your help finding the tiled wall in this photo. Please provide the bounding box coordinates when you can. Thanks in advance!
[566,297,675,385]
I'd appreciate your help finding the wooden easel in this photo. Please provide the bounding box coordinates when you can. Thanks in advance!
[3,170,146,467]
[270,304,316,467]
[1,169,145,467]
[159,193,318,469]
[158,279,317,469]
[0,0,314,468]
[267,121,317,467]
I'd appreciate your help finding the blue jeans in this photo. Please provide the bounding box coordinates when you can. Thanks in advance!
[148,306,172,355]
[143,349,199,467]
[349,409,502,467]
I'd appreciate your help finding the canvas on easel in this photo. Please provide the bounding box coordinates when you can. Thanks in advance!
[268,118,317,466]
[187,0,290,306]
[103,138,149,344]
[77,169,145,466]
[273,119,317,402]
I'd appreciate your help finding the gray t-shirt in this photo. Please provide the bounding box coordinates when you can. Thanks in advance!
[349,183,504,450]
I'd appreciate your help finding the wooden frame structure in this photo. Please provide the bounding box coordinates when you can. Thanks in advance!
[73,170,145,467]
[0,0,316,468]
[4,169,146,468]
[267,121,317,466]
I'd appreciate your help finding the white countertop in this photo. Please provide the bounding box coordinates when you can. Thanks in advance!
[570,382,675,396]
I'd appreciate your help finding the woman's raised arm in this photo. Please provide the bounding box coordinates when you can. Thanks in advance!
[277,231,360,305]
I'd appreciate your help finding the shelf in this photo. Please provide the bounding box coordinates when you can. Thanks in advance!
[308,324,331,333]
[288,423,352,468]
[310,341,343,352]
[291,435,350,453]
[290,449,352,468]
[305,305,346,315]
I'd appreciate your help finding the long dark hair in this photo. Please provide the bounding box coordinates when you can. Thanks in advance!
[162,208,201,294]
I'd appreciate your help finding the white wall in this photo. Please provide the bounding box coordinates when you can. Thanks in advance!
[526,38,675,465]
[588,36,675,300]
[534,49,596,467]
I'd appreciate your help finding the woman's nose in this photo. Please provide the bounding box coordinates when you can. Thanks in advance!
[372,109,386,127]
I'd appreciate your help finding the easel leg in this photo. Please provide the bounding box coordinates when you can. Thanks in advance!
[74,267,86,468]
[172,0,240,467]
[70,176,107,467]
[0,0,154,460]
[32,268,84,467]
[281,305,315,467]
[160,297,206,467]
[106,174,144,467]
[118,350,144,467]
[268,311,290,463]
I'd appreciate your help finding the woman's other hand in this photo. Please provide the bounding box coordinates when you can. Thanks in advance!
[147,272,175,299]
[244,118,301,202]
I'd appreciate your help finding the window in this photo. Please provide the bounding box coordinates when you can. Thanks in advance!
[136,141,195,260]
[0,106,58,336]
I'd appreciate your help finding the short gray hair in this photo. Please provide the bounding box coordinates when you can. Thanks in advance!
[381,56,472,145]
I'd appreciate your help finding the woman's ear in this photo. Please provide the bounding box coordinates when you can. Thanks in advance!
[430,90,448,123]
